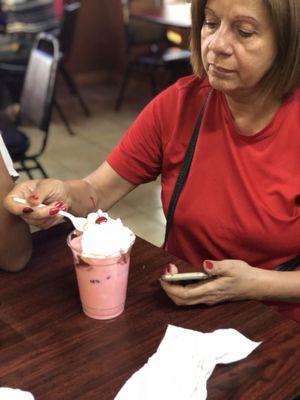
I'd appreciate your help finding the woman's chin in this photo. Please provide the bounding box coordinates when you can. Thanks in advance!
[207,76,239,94]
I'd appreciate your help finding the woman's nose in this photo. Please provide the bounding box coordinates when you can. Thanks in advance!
[208,26,233,55]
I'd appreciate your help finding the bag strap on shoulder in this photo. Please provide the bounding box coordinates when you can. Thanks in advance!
[164,90,212,246]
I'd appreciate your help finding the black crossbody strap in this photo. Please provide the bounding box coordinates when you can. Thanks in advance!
[164,90,212,246]
[274,255,300,271]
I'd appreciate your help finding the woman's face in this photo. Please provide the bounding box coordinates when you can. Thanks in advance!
[201,0,277,96]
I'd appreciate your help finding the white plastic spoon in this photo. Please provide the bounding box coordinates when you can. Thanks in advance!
[13,197,87,232]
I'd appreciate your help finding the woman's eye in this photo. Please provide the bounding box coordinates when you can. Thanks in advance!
[238,29,254,38]
[203,20,218,29]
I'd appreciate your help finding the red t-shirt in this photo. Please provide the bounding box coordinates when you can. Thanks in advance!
[107,75,300,321]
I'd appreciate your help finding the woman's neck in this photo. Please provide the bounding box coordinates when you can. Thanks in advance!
[224,91,281,136]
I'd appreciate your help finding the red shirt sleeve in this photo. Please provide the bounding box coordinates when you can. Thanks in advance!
[106,75,209,185]
[107,93,166,186]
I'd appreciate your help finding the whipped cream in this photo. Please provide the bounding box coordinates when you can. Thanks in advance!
[81,210,135,257]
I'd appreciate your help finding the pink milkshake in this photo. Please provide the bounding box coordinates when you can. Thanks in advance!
[67,211,135,320]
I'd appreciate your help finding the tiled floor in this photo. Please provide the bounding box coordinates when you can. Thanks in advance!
[18,80,166,246]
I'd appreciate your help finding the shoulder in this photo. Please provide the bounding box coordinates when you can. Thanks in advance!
[154,74,211,105]
[149,75,212,123]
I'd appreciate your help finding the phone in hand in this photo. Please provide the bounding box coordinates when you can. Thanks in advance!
[161,272,212,285]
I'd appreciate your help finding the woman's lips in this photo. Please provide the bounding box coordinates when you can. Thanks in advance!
[209,64,235,74]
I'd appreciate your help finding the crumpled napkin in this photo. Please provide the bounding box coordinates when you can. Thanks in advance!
[115,325,261,400]
[0,388,35,399]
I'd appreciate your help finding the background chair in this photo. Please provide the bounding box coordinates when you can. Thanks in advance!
[1,0,60,35]
[1,32,59,178]
[0,0,60,100]
[57,1,90,118]
[115,0,191,111]
[0,1,89,136]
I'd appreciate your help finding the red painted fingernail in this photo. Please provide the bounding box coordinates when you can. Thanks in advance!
[54,201,64,208]
[28,195,39,200]
[49,208,60,216]
[204,260,214,270]
[60,206,67,211]
[23,207,34,214]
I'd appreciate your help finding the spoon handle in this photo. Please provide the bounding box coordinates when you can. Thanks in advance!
[58,210,71,218]
[13,197,45,208]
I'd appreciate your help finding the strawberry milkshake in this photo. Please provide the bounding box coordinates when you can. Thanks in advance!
[67,210,135,320]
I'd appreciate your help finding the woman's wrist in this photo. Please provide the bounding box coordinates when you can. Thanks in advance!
[249,267,300,302]
[64,179,98,216]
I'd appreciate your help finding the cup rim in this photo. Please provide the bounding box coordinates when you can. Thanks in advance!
[67,229,135,260]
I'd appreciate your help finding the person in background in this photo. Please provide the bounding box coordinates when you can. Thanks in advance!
[54,0,64,20]
[4,0,300,320]
[0,134,32,271]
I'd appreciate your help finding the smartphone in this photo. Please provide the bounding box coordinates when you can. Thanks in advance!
[161,272,211,285]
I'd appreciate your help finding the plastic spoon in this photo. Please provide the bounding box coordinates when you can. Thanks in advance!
[13,197,87,232]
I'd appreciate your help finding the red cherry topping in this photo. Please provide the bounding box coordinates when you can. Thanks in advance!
[95,216,107,224]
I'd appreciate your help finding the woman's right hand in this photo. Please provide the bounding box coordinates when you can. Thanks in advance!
[4,179,70,229]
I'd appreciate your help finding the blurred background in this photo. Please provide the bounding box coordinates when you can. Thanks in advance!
[0,0,192,246]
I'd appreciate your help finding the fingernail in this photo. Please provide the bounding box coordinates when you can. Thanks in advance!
[204,260,214,270]
[23,207,34,214]
[49,207,59,216]
[54,201,64,208]
[60,206,67,211]
[28,194,39,200]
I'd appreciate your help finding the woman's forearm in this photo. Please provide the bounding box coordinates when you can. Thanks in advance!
[64,162,135,216]
[254,268,300,302]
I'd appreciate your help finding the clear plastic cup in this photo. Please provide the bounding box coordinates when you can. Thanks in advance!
[67,230,135,320]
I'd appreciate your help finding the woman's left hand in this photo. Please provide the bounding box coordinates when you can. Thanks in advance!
[160,260,262,306]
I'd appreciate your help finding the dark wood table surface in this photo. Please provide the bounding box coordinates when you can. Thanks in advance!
[1,222,300,399]
[130,1,191,29]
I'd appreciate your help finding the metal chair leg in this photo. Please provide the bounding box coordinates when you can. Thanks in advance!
[54,99,76,136]
[34,158,48,178]
[60,64,90,117]
[115,62,133,111]
[18,160,34,179]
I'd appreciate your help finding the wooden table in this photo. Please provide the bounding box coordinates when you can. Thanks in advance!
[130,1,191,29]
[1,223,300,399]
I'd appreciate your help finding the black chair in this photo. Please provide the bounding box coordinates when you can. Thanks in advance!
[2,0,59,34]
[0,0,60,87]
[115,0,191,111]
[40,1,90,136]
[0,1,89,136]
[1,32,59,178]
[55,1,90,134]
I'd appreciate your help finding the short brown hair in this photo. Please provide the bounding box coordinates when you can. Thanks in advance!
[190,0,300,98]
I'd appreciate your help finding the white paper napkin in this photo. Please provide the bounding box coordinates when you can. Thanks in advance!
[0,388,35,399]
[115,325,261,400]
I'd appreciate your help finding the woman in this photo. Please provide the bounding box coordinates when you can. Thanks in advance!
[0,134,32,271]
[4,0,300,319]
